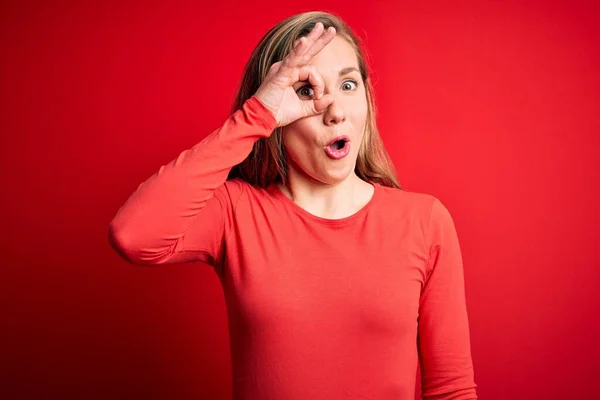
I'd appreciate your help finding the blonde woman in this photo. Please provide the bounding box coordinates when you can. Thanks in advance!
[109,11,478,400]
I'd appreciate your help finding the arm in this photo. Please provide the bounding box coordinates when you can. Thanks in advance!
[108,96,277,267]
[417,197,478,399]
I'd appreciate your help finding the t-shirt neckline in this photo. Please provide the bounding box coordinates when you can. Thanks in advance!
[269,181,380,226]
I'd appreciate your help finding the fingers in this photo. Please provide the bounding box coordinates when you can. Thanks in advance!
[301,93,335,118]
[281,37,311,71]
[266,60,282,78]
[293,21,324,48]
[313,93,335,112]
[281,23,336,72]
[297,65,324,99]
[300,26,336,62]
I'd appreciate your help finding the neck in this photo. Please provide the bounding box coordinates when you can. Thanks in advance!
[279,165,373,220]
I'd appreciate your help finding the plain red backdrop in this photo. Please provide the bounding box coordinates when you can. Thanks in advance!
[1,0,599,398]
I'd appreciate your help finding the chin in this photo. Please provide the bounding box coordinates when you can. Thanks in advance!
[316,165,356,185]
[290,154,358,185]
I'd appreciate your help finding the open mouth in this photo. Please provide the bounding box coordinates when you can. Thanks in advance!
[324,135,351,159]
[330,138,348,150]
[325,135,350,148]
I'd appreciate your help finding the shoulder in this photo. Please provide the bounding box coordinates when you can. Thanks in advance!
[374,184,456,239]
[222,178,278,205]
[223,177,249,193]
[374,184,440,216]
[212,178,253,209]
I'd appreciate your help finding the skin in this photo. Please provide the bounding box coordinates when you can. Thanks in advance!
[278,34,375,219]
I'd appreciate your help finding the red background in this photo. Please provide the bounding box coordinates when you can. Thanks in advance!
[2,0,599,398]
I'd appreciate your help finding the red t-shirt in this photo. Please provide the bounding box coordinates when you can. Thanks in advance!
[109,95,478,399]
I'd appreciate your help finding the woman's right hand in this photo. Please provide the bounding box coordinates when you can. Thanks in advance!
[254,22,337,128]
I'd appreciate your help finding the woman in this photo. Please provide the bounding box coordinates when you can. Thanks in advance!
[109,11,478,400]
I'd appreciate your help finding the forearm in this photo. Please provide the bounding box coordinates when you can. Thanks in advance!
[108,96,276,264]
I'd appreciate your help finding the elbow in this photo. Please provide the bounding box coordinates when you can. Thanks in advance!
[108,221,146,265]
[107,220,173,266]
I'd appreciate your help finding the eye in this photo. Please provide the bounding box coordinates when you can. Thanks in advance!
[296,86,314,98]
[342,80,358,91]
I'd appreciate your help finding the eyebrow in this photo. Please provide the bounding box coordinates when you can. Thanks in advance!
[339,67,360,76]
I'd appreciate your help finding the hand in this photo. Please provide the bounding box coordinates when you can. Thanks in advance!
[254,22,337,128]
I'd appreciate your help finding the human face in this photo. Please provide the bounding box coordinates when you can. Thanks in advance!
[282,35,368,186]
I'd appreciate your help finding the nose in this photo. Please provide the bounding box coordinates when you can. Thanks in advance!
[323,96,346,126]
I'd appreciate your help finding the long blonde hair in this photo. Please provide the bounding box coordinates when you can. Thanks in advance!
[227,11,402,189]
